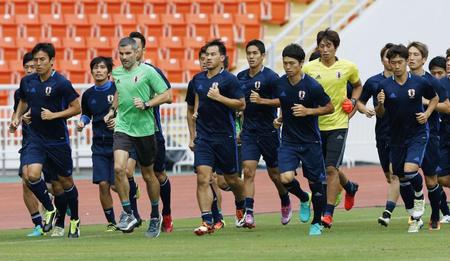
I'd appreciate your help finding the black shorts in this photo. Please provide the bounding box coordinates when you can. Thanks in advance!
[320,129,348,168]
[113,132,157,167]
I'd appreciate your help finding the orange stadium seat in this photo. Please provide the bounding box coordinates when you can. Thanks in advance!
[39,37,65,58]
[220,0,241,14]
[104,0,125,14]
[59,0,79,15]
[59,59,87,83]
[15,14,42,38]
[127,0,148,15]
[79,0,103,15]
[12,0,32,15]
[182,58,202,80]
[186,13,211,39]
[184,36,206,59]
[158,58,184,83]
[146,0,168,14]
[137,14,165,38]
[143,35,159,58]
[194,0,218,14]
[65,14,92,37]
[211,13,236,43]
[86,36,113,57]
[267,0,289,25]
[243,0,262,18]
[160,36,185,60]
[8,60,25,75]
[0,62,12,84]
[36,0,56,15]
[63,37,88,60]
[235,13,262,43]
[113,14,138,37]
[170,0,193,14]
[162,13,187,37]
[16,37,38,53]
[0,36,17,60]
[89,14,116,37]
[0,14,18,38]
[41,14,67,38]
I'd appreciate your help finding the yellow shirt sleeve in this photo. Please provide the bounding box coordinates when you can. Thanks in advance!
[348,62,360,85]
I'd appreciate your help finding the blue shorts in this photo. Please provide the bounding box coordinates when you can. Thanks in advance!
[194,136,239,175]
[436,145,450,177]
[390,134,428,177]
[22,139,73,178]
[421,135,440,176]
[92,142,114,184]
[19,145,57,183]
[215,144,242,175]
[376,139,390,173]
[278,141,326,183]
[153,132,166,173]
[241,130,279,168]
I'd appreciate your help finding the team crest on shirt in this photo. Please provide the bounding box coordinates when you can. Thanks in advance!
[408,89,415,99]
[134,76,139,83]
[254,81,261,91]
[212,82,219,88]
[107,95,114,104]
[336,71,341,79]
[45,86,52,96]
[299,91,306,100]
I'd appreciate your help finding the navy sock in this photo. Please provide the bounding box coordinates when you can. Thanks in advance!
[399,181,415,210]
[29,178,54,211]
[160,177,171,216]
[440,191,450,216]
[279,192,290,207]
[122,201,132,214]
[54,193,67,227]
[64,185,79,220]
[201,211,213,225]
[30,212,42,227]
[404,171,423,199]
[104,207,116,224]
[211,185,221,223]
[385,200,396,214]
[428,184,442,221]
[235,200,245,210]
[245,197,254,215]
[150,200,159,219]
[309,182,324,224]
[343,181,355,194]
[322,183,328,215]
[284,179,309,202]
[324,204,335,217]
[128,177,140,220]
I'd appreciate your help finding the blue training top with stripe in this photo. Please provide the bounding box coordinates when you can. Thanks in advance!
[18,71,79,143]
[237,66,279,134]
[422,72,448,137]
[80,81,116,143]
[275,73,330,144]
[360,72,390,142]
[378,73,436,145]
[439,76,450,145]
[193,69,244,139]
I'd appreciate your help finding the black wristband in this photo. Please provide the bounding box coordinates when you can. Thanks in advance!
[144,102,151,110]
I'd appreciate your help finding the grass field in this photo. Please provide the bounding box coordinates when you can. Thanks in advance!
[1,207,449,261]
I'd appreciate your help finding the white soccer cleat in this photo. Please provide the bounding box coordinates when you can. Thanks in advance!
[440,215,450,224]
[51,226,65,237]
[412,199,425,219]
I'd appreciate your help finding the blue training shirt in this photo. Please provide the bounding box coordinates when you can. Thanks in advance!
[422,72,448,137]
[14,88,30,145]
[439,76,450,145]
[237,66,279,134]
[360,72,390,142]
[378,73,436,145]
[185,79,195,106]
[18,71,79,143]
[80,81,116,143]
[275,73,330,144]
[193,69,244,139]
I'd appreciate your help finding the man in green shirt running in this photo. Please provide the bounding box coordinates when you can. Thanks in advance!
[104,37,171,238]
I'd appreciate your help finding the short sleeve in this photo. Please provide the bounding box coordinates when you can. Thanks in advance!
[348,62,360,85]
[185,80,195,106]
[80,90,92,123]
[312,81,331,106]
[146,66,169,95]
[423,78,437,100]
[61,80,79,104]
[268,72,280,98]
[228,75,244,99]
[18,77,27,101]
[360,79,376,103]
[13,89,20,112]
[431,78,448,102]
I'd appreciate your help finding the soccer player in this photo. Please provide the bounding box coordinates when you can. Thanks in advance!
[77,56,121,231]
[437,52,450,224]
[429,56,447,80]
[10,43,82,238]
[237,40,292,227]
[408,41,449,230]
[191,39,246,235]
[129,31,173,232]
[376,44,438,233]
[103,37,171,237]
[274,43,333,235]
[357,43,401,226]
[303,29,362,228]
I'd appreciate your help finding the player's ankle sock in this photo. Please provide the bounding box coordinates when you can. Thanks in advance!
[309,182,324,224]
[235,200,245,210]
[122,201,132,214]
[440,191,450,216]
[385,200,396,214]
[323,204,335,217]
[160,177,171,216]
[103,207,116,224]
[211,197,221,223]
[245,197,254,215]
[201,211,213,225]
[279,192,290,207]
[128,177,140,220]
[31,212,42,227]
[399,181,414,210]
[29,178,54,212]
[404,171,423,198]
[428,184,442,221]
[343,181,356,195]
[54,193,67,227]
[284,179,309,202]
[64,185,79,220]
[150,200,159,219]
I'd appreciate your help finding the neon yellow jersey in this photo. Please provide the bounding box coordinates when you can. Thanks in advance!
[303,59,360,131]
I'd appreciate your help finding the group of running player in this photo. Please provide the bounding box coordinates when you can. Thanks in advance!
[9,27,450,238]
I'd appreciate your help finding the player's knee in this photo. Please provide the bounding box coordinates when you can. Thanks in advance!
[224,175,240,187]
[326,166,338,177]
[424,175,438,188]
[243,166,255,181]
[438,176,450,188]
[280,173,294,184]
[114,164,127,176]
[156,172,167,183]
[98,181,110,192]
[27,171,41,182]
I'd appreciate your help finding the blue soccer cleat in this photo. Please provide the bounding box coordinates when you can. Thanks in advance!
[299,192,311,223]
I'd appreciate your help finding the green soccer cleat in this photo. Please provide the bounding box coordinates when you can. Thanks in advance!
[43,208,57,232]
[68,219,80,238]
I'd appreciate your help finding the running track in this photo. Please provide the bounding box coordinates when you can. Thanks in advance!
[1,166,448,229]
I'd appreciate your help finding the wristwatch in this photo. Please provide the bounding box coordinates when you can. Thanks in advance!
[144,101,151,110]
[350,98,357,107]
